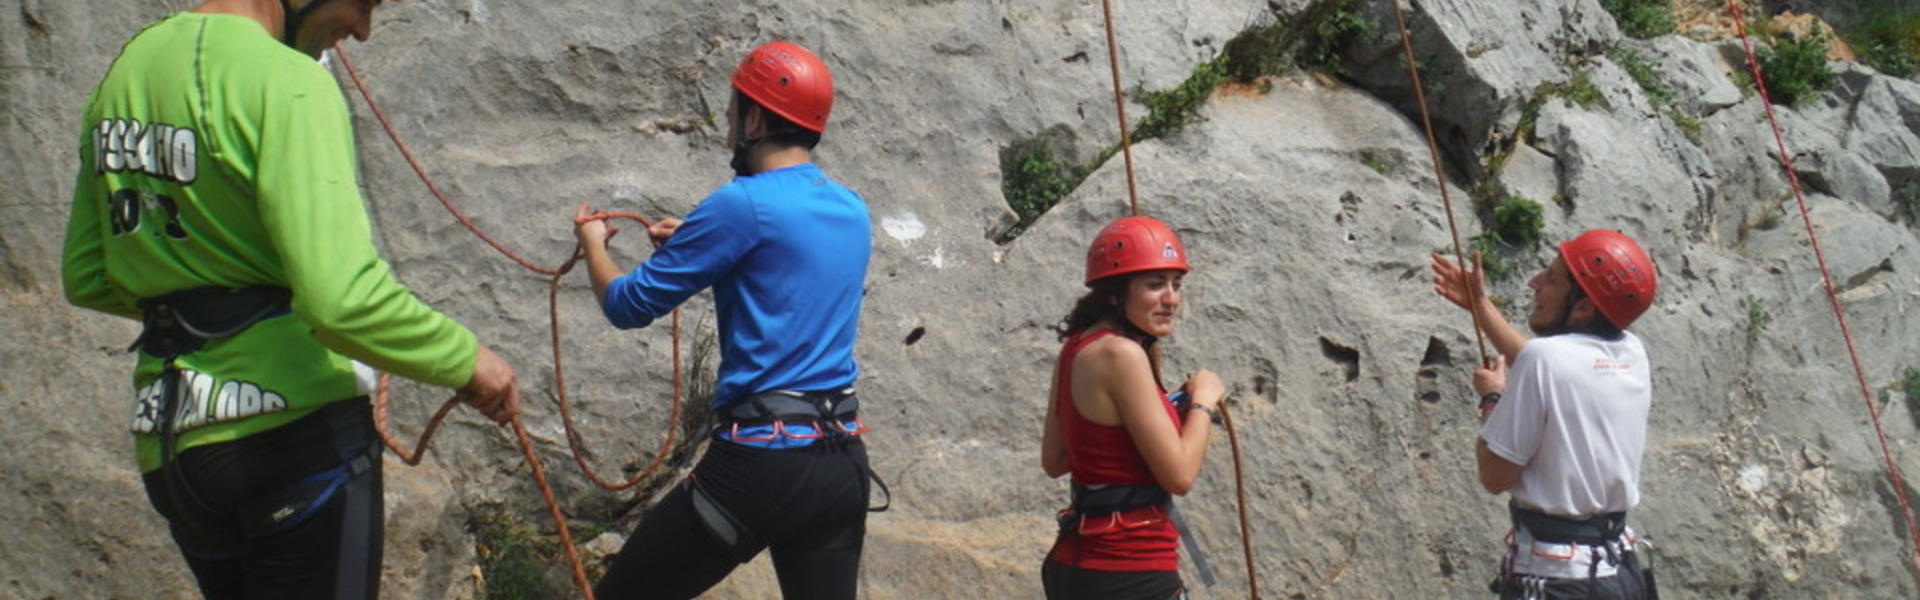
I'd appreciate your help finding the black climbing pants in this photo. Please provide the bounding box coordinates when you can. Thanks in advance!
[1040,561,1185,600]
[595,436,871,600]
[140,398,383,600]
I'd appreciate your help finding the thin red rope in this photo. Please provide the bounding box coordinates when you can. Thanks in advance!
[1726,0,1920,568]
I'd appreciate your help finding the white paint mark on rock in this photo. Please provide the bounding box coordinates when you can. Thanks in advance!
[1738,464,1769,493]
[881,212,926,243]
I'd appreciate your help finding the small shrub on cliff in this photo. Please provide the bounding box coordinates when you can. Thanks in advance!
[1602,0,1677,39]
[1757,31,1834,105]
[1298,0,1378,74]
[1490,196,1547,248]
[997,141,1090,243]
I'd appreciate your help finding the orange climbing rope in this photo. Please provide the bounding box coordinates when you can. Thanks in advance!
[337,48,695,600]
[1725,0,1920,568]
[1095,2,1259,596]
[1388,0,1492,367]
[1097,0,1143,217]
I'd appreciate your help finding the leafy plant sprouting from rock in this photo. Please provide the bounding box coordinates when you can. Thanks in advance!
[1490,196,1546,248]
[995,139,1092,244]
[1602,0,1677,39]
[1757,29,1835,106]
[1744,295,1770,344]
[1467,233,1513,281]
[1610,47,1672,108]
[1463,196,1545,282]
[1134,57,1229,143]
[1295,0,1377,74]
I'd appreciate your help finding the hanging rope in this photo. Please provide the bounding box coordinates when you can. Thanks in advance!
[1388,0,1491,366]
[1098,0,1143,217]
[1095,2,1259,595]
[338,48,698,600]
[1725,1,1920,569]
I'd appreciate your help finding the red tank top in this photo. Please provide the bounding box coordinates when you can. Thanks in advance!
[1047,329,1181,572]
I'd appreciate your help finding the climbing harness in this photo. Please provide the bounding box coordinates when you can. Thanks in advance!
[131,286,297,532]
[1491,505,1657,599]
[1724,0,1920,569]
[1093,1,1259,595]
[716,389,893,512]
[338,47,698,600]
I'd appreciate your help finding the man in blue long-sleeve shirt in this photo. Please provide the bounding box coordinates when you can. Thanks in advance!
[571,41,877,600]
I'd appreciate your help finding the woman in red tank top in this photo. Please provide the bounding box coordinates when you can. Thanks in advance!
[1039,216,1224,600]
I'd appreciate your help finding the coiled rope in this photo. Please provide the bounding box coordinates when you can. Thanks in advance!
[338,47,697,600]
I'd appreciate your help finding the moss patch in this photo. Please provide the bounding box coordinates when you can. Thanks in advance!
[1359,148,1391,175]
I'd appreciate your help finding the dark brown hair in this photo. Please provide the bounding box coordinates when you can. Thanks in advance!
[1056,275,1167,385]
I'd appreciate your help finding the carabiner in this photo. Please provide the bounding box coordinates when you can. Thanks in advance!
[728,422,779,443]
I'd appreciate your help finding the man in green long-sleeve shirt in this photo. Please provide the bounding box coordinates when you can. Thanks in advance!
[61,1,518,597]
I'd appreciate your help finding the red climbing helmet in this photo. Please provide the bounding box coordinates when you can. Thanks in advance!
[731,41,834,133]
[1559,229,1657,329]
[1085,216,1190,286]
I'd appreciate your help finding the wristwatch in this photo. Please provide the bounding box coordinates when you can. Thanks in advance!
[1186,402,1222,425]
[1479,392,1502,411]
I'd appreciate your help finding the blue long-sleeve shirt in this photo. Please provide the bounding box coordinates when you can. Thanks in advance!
[603,163,869,445]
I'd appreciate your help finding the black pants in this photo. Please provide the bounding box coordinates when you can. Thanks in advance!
[1494,550,1656,600]
[141,398,383,600]
[595,436,871,600]
[1041,561,1185,600]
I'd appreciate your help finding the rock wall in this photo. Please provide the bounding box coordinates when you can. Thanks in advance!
[4,0,1919,597]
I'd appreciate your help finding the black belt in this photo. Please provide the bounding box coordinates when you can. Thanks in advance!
[1069,482,1170,516]
[1510,503,1628,545]
[717,389,866,439]
[130,286,293,357]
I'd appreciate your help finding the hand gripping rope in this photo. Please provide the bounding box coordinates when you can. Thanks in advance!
[337,48,697,600]
[1096,1,1261,596]
[1724,0,1920,570]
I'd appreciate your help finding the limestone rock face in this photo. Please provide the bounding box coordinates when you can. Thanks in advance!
[5,1,1919,598]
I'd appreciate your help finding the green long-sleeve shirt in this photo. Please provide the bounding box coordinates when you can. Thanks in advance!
[63,12,477,472]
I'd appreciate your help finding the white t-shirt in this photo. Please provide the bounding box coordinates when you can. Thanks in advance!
[1481,332,1652,518]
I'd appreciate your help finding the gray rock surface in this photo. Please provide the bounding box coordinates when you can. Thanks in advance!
[1623,36,1744,115]
[5,0,1920,598]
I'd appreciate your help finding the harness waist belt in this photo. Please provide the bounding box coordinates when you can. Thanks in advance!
[1510,504,1628,544]
[1069,482,1170,516]
[721,389,859,424]
[131,286,293,358]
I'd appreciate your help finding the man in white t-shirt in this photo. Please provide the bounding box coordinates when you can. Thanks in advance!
[1431,230,1660,599]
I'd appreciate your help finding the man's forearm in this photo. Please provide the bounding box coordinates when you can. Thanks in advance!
[1474,299,1527,361]
[583,243,621,309]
